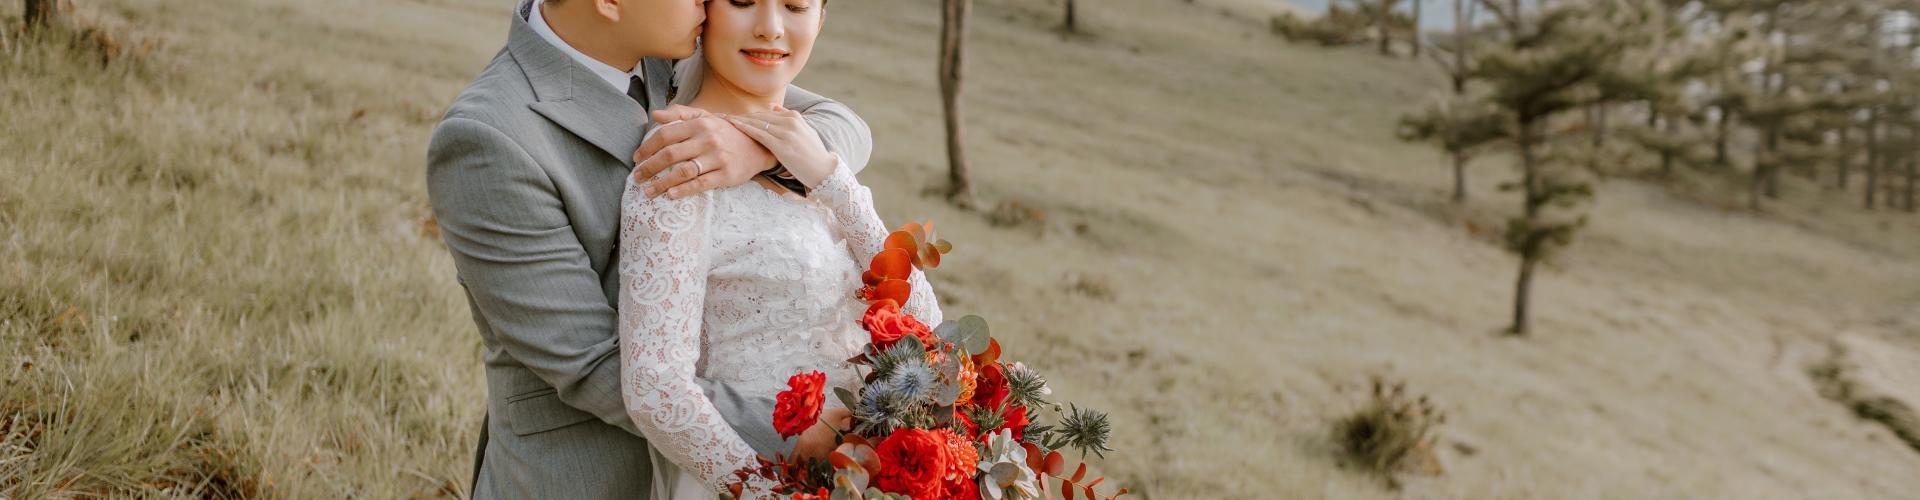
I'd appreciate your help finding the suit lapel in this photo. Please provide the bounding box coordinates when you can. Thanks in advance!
[508,4,648,169]
[643,58,674,110]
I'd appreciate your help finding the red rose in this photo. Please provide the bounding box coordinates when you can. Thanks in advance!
[872,428,951,500]
[996,405,1031,442]
[863,300,935,350]
[970,363,1008,410]
[773,371,827,439]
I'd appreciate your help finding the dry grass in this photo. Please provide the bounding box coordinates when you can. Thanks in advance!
[1,0,485,496]
[5,0,1920,498]
[1332,377,1445,490]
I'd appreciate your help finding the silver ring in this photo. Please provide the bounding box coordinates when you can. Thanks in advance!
[689,158,706,174]
[760,121,770,131]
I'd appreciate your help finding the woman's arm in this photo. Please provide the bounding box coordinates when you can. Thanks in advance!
[617,172,773,493]
[809,161,944,326]
[725,111,943,326]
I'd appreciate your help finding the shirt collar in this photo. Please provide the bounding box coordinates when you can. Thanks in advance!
[528,2,643,95]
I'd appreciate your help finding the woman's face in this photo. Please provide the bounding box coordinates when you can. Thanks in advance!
[701,0,823,98]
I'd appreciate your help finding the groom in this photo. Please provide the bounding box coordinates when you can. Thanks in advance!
[426,0,869,497]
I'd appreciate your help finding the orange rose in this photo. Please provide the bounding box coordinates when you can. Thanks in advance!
[862,300,935,351]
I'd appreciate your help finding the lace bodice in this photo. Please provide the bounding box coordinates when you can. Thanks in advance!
[617,157,942,495]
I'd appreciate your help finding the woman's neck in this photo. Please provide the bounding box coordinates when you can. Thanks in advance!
[687,70,784,116]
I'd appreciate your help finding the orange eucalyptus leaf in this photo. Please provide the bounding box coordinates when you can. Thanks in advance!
[1071,462,1087,482]
[871,280,910,306]
[1044,451,1065,476]
[973,337,1001,367]
[869,248,913,280]
[922,244,942,269]
[1062,480,1076,500]
[884,230,917,255]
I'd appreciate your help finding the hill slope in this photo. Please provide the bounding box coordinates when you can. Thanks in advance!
[4,0,1919,497]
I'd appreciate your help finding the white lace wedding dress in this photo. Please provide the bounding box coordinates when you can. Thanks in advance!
[616,134,942,498]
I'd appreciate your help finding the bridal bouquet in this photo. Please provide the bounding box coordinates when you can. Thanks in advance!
[726,223,1126,500]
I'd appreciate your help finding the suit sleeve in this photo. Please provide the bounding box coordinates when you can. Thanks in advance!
[785,84,872,175]
[427,116,788,456]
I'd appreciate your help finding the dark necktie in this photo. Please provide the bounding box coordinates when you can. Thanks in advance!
[627,74,649,111]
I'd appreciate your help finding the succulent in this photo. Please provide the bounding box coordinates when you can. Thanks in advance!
[977,429,1041,500]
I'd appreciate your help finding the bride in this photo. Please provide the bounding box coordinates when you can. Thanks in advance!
[616,0,940,497]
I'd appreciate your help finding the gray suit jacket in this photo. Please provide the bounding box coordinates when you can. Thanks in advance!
[426,3,871,498]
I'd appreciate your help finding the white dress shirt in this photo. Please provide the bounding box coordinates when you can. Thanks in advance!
[529,2,644,95]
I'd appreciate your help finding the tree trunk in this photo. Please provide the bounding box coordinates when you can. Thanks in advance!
[1512,252,1536,336]
[24,0,65,29]
[1063,0,1076,32]
[940,0,977,209]
[1379,22,1393,56]
[1837,126,1851,189]
[1714,106,1732,166]
[1866,111,1881,210]
[1659,113,1675,174]
[1896,153,1912,212]
[1451,0,1470,95]
[1510,118,1539,336]
[1411,0,1422,58]
[1452,152,1467,203]
[1763,128,1781,201]
[1593,105,1608,149]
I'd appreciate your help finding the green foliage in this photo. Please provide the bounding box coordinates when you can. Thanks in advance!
[1398,96,1510,155]
[1270,3,1381,46]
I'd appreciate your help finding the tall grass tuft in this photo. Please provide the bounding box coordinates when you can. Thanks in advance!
[1332,376,1446,490]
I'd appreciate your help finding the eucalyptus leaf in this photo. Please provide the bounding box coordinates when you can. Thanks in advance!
[957,315,991,354]
[835,386,858,412]
[934,320,962,344]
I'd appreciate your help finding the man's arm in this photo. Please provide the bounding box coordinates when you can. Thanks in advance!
[784,84,872,174]
[426,117,790,456]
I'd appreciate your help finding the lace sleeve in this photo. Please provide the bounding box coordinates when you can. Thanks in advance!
[811,159,944,327]
[617,178,771,494]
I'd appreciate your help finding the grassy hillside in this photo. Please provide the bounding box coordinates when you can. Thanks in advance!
[4,0,1919,498]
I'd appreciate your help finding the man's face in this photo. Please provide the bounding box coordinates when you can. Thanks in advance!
[612,0,707,59]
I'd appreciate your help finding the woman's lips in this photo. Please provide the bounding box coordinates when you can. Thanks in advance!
[742,49,789,66]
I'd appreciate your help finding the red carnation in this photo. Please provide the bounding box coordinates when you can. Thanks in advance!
[773,371,827,439]
[862,300,935,350]
[996,405,1032,442]
[970,362,1009,410]
[940,429,981,498]
[872,428,951,500]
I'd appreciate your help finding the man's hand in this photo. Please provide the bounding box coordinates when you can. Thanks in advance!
[632,105,778,200]
[791,407,853,461]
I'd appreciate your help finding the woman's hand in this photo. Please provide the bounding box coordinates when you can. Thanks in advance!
[790,407,853,461]
[725,107,839,189]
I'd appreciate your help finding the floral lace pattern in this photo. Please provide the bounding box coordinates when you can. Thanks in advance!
[618,157,942,494]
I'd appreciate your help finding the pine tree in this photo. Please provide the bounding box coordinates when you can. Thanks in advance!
[1408,0,1488,201]
[1469,0,1669,335]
